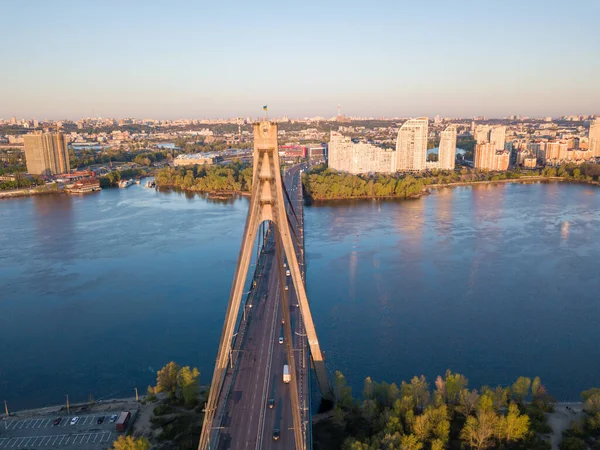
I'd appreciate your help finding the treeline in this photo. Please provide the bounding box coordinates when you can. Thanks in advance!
[540,162,600,181]
[174,136,253,153]
[69,148,171,169]
[302,167,427,200]
[302,166,527,200]
[99,168,149,188]
[154,161,252,193]
[302,162,600,201]
[0,173,45,190]
[316,371,565,450]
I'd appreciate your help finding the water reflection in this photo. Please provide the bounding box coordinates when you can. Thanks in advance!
[32,195,75,260]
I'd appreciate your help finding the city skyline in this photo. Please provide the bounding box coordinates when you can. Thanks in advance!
[2,0,599,119]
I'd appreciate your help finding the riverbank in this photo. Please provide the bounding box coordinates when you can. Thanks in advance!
[307,176,600,202]
[0,184,62,200]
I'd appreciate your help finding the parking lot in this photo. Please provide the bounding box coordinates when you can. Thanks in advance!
[0,413,125,449]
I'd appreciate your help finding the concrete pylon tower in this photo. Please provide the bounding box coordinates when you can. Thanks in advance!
[198,121,332,450]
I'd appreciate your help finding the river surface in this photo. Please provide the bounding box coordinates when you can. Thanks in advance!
[0,181,599,410]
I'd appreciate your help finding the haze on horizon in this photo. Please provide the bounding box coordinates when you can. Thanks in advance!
[1,0,599,120]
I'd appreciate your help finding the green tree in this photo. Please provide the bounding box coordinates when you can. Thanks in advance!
[559,437,587,450]
[155,361,181,396]
[334,371,354,408]
[399,433,422,450]
[177,366,201,406]
[496,403,530,443]
[511,376,531,403]
[110,435,150,450]
[445,370,468,404]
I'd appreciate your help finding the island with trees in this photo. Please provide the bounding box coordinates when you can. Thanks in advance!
[154,161,252,195]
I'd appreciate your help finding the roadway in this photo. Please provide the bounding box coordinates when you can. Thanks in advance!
[212,163,310,450]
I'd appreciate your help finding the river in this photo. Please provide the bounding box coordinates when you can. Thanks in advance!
[0,181,599,410]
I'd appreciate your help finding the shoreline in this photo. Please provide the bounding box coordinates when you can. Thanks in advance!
[0,185,63,200]
[308,176,600,202]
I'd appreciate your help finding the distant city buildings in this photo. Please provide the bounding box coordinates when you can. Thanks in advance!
[396,118,429,172]
[328,118,461,174]
[23,131,70,175]
[328,131,396,174]
[174,153,222,166]
[474,126,509,170]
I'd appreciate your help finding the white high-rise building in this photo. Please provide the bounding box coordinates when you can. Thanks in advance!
[438,125,457,170]
[328,131,395,174]
[589,119,600,158]
[396,118,428,172]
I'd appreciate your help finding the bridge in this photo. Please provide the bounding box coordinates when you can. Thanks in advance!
[198,121,333,450]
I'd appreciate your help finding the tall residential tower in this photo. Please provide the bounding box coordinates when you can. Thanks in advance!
[438,125,457,170]
[23,131,70,175]
[589,119,600,158]
[396,118,428,172]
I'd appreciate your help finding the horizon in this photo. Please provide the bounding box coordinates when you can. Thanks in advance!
[1,0,599,119]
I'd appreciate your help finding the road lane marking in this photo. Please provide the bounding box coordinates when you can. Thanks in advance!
[59,435,65,444]
[51,436,59,445]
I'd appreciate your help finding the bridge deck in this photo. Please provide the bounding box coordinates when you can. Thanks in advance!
[211,165,309,450]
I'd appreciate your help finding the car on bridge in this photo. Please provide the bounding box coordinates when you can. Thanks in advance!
[273,428,280,440]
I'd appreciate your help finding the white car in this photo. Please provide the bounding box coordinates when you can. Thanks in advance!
[279,336,284,344]
[70,417,79,425]
[284,285,288,291]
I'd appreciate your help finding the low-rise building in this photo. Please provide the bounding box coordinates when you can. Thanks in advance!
[173,153,222,166]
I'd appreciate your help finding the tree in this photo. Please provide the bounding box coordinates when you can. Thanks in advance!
[334,371,353,408]
[460,410,498,450]
[399,434,422,450]
[156,361,181,396]
[497,403,530,443]
[458,389,480,417]
[559,437,587,450]
[363,376,374,400]
[110,435,150,450]
[444,370,468,404]
[511,376,531,403]
[177,366,200,406]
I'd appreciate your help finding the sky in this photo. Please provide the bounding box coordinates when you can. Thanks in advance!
[1,0,599,120]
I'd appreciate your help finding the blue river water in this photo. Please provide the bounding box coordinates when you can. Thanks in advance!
[0,181,599,410]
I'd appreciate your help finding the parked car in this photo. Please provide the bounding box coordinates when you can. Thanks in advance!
[53,418,61,426]
[70,417,79,425]
[97,416,105,424]
[109,414,118,423]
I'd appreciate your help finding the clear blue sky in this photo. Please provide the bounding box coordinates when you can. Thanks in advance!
[1,0,599,119]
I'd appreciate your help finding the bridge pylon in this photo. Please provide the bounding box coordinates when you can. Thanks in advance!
[198,121,332,450]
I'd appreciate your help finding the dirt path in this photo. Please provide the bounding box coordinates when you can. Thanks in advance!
[547,402,584,450]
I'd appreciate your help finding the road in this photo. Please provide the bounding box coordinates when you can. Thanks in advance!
[213,163,310,450]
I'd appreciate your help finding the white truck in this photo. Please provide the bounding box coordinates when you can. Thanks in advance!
[283,364,291,383]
